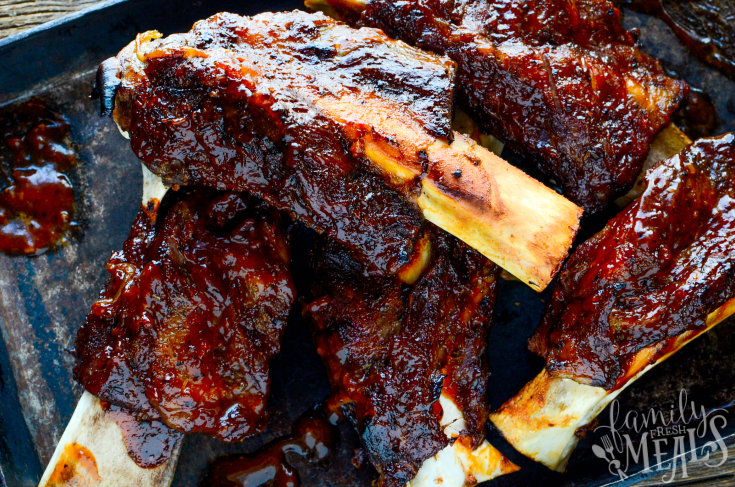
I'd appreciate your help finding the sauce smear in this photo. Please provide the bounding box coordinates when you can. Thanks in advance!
[103,403,184,468]
[203,404,340,487]
[46,443,101,485]
[0,99,79,255]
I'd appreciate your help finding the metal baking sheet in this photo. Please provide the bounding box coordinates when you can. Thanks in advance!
[0,1,733,486]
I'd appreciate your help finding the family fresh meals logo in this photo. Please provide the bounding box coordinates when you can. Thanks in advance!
[591,390,730,482]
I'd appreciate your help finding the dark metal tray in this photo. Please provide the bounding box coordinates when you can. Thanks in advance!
[0,1,734,486]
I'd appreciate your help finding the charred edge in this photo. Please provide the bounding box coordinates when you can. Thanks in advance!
[92,58,122,117]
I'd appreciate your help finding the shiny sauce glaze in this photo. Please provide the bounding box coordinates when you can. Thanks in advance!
[356,0,688,211]
[0,99,79,255]
[619,0,735,79]
[305,231,499,486]
[530,135,735,389]
[202,404,340,487]
[106,10,460,276]
[673,87,719,140]
[74,189,295,448]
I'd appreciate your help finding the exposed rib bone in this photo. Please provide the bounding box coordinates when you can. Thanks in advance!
[112,13,582,292]
[38,391,180,487]
[488,125,733,472]
[409,393,519,486]
[489,298,735,472]
[39,168,180,487]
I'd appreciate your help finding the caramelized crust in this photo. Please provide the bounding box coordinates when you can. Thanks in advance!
[530,135,735,389]
[340,0,689,211]
[109,10,460,276]
[74,190,295,441]
[305,231,498,486]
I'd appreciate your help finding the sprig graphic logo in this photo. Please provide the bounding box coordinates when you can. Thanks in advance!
[592,389,730,482]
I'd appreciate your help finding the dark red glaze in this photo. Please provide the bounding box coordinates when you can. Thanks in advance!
[305,231,499,487]
[74,189,295,444]
[202,403,339,487]
[530,135,735,389]
[0,99,78,255]
[103,402,183,468]
[619,0,735,80]
[350,0,688,211]
[108,10,461,276]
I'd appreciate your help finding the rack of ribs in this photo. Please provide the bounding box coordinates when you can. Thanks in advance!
[306,0,689,212]
[490,134,735,471]
[73,187,295,445]
[305,230,519,486]
[100,9,582,292]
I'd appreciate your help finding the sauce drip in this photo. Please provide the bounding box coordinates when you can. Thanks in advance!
[46,443,101,485]
[673,88,719,140]
[0,98,79,255]
[203,404,340,487]
[103,403,184,468]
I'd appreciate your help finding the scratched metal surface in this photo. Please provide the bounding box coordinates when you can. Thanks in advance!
[0,1,733,487]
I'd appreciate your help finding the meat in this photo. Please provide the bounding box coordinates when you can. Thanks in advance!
[74,188,295,441]
[304,230,500,486]
[529,134,735,389]
[103,9,582,290]
[106,10,449,277]
[310,0,689,211]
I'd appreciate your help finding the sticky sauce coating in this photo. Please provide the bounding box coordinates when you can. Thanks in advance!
[203,404,339,487]
[354,0,688,211]
[0,99,78,255]
[305,231,498,487]
[74,189,295,451]
[530,135,735,389]
[107,10,461,276]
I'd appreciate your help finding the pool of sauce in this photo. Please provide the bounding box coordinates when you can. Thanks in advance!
[618,0,735,79]
[0,98,79,255]
[202,404,340,487]
[46,443,101,485]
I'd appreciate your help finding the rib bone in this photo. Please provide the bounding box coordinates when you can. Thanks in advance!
[489,128,735,471]
[489,298,735,472]
[109,11,581,291]
[39,168,180,487]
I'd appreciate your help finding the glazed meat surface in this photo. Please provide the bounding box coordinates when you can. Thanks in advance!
[338,0,688,211]
[305,230,499,486]
[107,10,461,276]
[529,135,735,389]
[74,189,295,441]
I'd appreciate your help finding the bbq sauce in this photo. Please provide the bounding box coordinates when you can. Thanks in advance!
[0,99,79,255]
[618,0,735,79]
[202,404,340,487]
[103,402,184,468]
[46,443,100,485]
[673,88,719,140]
[74,190,295,445]
[530,134,735,389]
